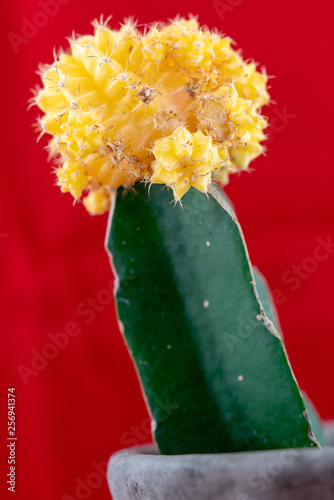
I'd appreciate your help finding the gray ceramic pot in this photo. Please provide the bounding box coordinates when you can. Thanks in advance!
[107,424,334,500]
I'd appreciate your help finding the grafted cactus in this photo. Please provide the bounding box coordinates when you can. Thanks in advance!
[33,16,324,454]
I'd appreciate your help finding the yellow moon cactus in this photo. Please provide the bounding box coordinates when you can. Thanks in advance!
[32,16,269,214]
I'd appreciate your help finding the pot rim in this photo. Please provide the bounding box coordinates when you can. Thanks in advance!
[108,445,334,500]
[108,423,334,500]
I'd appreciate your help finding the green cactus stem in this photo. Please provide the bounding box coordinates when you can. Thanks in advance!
[106,183,320,454]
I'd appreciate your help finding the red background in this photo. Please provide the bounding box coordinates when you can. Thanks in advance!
[1,0,334,498]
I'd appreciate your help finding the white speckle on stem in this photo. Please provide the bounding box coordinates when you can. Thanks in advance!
[203,300,209,308]
[167,345,172,349]
[237,375,244,381]
[206,241,211,247]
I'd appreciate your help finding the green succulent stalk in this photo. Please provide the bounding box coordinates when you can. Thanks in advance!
[106,183,322,454]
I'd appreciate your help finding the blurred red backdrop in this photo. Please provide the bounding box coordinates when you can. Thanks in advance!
[1,0,334,498]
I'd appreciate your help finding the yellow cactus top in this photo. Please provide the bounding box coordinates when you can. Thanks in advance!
[33,16,269,214]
